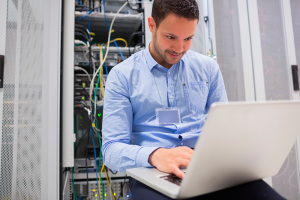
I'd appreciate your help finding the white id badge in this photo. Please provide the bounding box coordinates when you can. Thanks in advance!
[155,107,181,125]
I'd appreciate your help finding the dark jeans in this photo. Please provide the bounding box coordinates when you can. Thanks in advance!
[129,177,286,200]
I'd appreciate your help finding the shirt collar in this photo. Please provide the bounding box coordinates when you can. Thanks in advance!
[144,41,158,71]
[144,41,186,71]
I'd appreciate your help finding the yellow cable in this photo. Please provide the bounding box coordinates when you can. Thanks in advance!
[110,38,128,47]
[99,45,105,98]
[100,164,105,174]
[98,164,105,199]
[98,164,106,200]
[104,168,116,200]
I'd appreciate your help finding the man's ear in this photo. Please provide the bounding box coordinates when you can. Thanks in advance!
[148,16,156,33]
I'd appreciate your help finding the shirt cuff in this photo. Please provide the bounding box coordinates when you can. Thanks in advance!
[136,146,160,168]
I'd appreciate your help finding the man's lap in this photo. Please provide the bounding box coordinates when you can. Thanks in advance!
[129,177,286,200]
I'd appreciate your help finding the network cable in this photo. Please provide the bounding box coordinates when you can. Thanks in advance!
[102,0,110,31]
[104,62,109,75]
[89,1,128,103]
[75,0,91,37]
[75,10,92,21]
[128,31,145,56]
[90,125,101,198]
[105,168,116,200]
[95,119,105,200]
[113,40,125,61]
[74,66,92,82]
[72,167,77,199]
[92,2,128,106]
[127,0,144,13]
[110,38,128,47]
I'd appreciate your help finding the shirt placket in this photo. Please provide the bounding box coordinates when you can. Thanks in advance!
[167,69,174,108]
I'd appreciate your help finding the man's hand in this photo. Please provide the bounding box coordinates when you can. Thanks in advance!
[148,147,194,179]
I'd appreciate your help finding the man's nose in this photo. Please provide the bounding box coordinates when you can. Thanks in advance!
[173,40,184,54]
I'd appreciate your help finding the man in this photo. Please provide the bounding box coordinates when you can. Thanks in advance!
[102,0,284,199]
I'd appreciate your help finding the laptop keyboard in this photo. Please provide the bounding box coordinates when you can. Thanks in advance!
[160,174,183,186]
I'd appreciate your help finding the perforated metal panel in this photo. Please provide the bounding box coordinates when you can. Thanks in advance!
[257,0,290,101]
[213,0,245,101]
[0,0,50,199]
[1,0,18,198]
[257,0,300,199]
[290,0,300,84]
[190,0,206,55]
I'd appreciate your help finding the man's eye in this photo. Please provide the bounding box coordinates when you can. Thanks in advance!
[167,36,174,40]
[185,37,193,41]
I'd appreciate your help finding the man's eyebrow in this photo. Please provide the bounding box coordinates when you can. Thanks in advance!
[185,35,194,39]
[164,33,179,38]
[164,32,195,39]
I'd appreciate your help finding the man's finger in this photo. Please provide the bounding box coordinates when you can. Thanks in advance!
[185,147,194,155]
[171,164,185,179]
[177,158,190,169]
[178,146,194,155]
[176,150,193,162]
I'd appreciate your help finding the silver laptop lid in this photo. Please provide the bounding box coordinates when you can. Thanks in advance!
[178,101,300,199]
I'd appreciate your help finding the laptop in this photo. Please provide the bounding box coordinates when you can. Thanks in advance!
[127,101,300,199]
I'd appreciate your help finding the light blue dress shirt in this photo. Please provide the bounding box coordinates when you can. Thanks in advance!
[102,44,228,172]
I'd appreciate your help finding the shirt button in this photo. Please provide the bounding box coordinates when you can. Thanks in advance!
[181,142,183,145]
[170,95,173,99]
[169,72,170,74]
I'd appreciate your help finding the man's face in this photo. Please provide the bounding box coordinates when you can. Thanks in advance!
[150,13,198,65]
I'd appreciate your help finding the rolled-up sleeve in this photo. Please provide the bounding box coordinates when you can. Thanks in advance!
[102,67,158,172]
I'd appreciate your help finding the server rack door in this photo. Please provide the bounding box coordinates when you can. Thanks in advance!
[0,0,61,199]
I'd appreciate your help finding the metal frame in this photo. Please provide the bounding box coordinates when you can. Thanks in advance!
[247,0,266,101]
[207,0,216,57]
[45,0,62,198]
[237,0,256,101]
[62,0,75,168]
[144,1,152,45]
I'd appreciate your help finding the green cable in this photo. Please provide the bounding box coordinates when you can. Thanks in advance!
[72,167,77,200]
[93,69,104,200]
[96,120,105,200]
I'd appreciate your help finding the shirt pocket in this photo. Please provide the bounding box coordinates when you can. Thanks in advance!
[183,81,209,112]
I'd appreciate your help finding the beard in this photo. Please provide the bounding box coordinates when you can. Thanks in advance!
[153,30,186,65]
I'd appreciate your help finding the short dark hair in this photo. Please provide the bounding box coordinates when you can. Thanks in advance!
[152,0,199,27]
